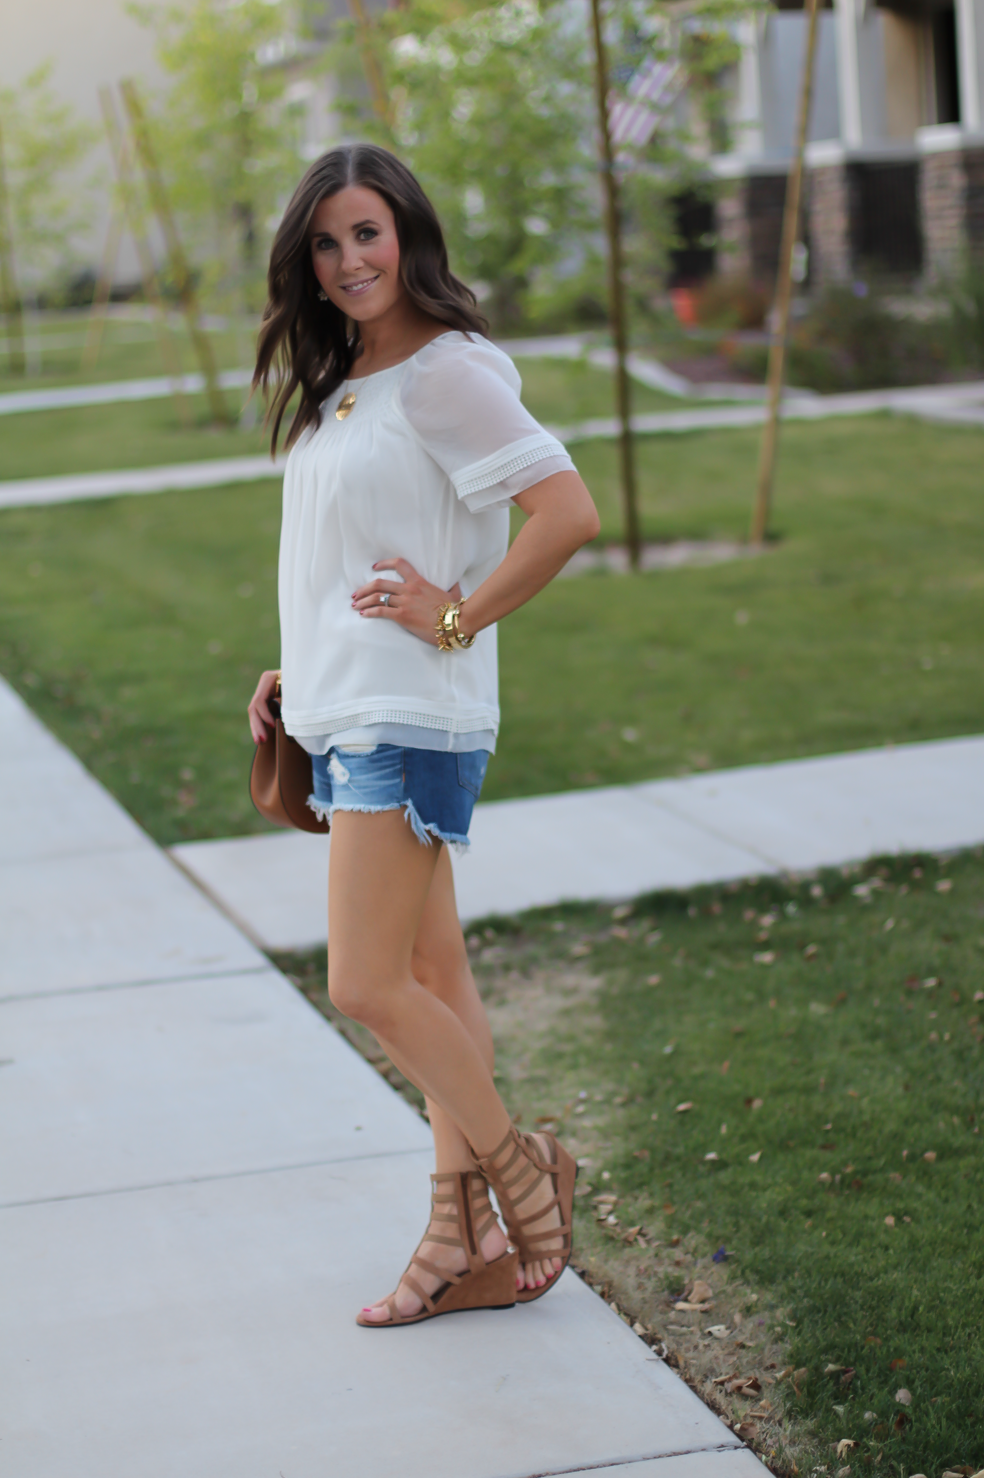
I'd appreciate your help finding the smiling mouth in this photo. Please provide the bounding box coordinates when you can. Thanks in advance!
[340,275,380,296]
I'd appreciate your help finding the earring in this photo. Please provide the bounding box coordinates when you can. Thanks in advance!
[317,288,328,301]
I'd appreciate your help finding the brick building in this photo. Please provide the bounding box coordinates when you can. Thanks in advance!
[709,0,984,285]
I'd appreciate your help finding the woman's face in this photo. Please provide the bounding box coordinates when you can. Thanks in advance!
[309,185,404,323]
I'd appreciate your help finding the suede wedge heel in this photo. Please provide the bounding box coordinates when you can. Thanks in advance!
[472,1127,577,1304]
[356,1169,518,1328]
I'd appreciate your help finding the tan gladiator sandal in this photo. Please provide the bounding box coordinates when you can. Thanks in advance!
[355,1170,519,1328]
[472,1127,577,1304]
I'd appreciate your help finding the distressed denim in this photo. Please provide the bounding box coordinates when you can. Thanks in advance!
[309,744,489,850]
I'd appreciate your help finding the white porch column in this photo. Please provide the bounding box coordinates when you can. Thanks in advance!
[833,0,863,146]
[954,0,981,130]
[733,14,765,157]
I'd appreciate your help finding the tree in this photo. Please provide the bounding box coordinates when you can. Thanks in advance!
[0,63,96,305]
[331,0,596,333]
[130,0,307,315]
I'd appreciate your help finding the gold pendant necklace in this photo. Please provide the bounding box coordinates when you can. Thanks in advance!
[336,390,357,421]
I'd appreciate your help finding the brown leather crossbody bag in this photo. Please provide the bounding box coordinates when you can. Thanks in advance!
[249,685,329,834]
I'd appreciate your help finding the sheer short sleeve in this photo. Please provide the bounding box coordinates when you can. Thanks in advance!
[397,333,577,512]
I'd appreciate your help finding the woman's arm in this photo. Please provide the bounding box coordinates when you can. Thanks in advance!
[351,470,600,643]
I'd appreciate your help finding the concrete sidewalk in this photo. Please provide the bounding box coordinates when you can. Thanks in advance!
[4,377,983,511]
[0,674,763,1478]
[171,735,984,952]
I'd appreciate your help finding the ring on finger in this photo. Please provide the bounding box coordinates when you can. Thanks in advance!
[379,592,391,607]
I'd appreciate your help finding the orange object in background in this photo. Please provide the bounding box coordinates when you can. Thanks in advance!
[669,287,698,327]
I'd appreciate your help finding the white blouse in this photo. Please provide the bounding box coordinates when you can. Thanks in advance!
[278,332,576,755]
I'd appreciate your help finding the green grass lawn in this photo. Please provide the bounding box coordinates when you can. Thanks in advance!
[280,848,984,1478]
[0,352,686,481]
[0,311,250,392]
[0,415,982,845]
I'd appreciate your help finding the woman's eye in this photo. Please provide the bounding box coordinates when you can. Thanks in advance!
[315,237,336,251]
[358,228,377,241]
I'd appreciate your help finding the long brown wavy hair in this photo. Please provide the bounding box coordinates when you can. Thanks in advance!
[254,144,488,455]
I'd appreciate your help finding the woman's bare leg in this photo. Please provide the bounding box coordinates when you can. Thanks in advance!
[327,815,562,1314]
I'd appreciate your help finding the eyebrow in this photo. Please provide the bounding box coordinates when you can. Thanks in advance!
[311,218,381,236]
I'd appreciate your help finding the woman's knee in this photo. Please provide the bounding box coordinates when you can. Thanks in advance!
[327,971,394,1033]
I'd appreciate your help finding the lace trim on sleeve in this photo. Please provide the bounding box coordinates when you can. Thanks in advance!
[451,432,567,499]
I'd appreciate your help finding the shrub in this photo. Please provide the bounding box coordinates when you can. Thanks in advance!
[937,254,984,369]
[734,284,946,390]
[693,274,769,330]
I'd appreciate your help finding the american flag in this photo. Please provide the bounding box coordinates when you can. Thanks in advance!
[608,56,682,147]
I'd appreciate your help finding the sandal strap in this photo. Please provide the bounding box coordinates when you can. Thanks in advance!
[368,1167,509,1321]
[471,1128,572,1265]
[401,1271,437,1312]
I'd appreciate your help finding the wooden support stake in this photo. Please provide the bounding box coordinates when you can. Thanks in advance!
[97,87,191,426]
[347,0,395,130]
[0,117,26,377]
[80,200,124,371]
[119,78,229,425]
[590,0,641,570]
[749,0,821,547]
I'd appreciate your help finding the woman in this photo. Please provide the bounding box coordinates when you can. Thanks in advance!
[248,144,600,1327]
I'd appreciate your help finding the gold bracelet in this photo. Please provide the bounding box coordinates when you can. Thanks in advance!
[435,598,475,652]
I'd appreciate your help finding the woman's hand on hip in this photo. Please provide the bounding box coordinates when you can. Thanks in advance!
[248,668,280,744]
[352,559,462,646]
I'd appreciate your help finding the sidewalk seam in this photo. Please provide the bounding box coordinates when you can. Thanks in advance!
[0,1144,432,1211]
[637,791,784,872]
[500,1439,745,1477]
[0,961,273,1006]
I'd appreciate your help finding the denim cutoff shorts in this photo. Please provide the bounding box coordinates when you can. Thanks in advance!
[309,745,489,850]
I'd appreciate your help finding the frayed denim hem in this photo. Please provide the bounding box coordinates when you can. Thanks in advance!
[305,794,470,853]
[403,798,470,854]
[305,796,400,825]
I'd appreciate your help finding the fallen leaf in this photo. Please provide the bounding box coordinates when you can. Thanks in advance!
[890,1171,903,1183]
[674,1300,713,1312]
[865,1336,882,1346]
[704,1151,719,1162]
[837,1439,859,1458]
[720,1060,730,1074]
[818,1172,832,1184]
[754,951,776,965]
[707,1324,730,1339]
[623,1226,642,1243]
[748,1150,762,1163]
[569,942,591,957]
[803,943,818,959]
[885,1215,896,1227]
[895,1387,912,1404]
[935,878,952,892]
[824,1364,846,1374]
[725,1374,762,1395]
[890,1357,906,1370]
[646,974,662,986]
[840,1368,855,1386]
[690,1280,714,1302]
[633,1149,650,1160]
[676,1102,694,1113]
[836,1468,852,1478]
[923,976,940,989]
[894,1411,910,1431]
[923,1150,937,1163]
[734,1420,759,1441]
